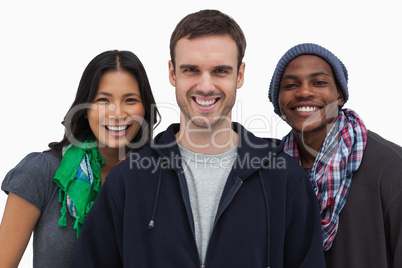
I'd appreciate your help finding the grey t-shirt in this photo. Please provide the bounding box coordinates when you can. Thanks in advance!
[178,145,237,265]
[2,152,77,268]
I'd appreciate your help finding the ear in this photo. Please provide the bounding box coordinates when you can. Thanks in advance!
[236,62,245,89]
[168,60,176,87]
[337,89,345,106]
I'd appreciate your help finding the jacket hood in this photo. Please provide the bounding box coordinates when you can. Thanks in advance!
[149,122,285,181]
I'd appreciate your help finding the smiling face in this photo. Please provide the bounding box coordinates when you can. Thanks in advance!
[278,55,344,135]
[169,34,245,130]
[87,70,145,149]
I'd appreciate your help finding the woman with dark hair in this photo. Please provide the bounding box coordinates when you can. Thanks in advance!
[0,50,160,267]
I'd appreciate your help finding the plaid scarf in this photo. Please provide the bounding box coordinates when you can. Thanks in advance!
[283,109,367,250]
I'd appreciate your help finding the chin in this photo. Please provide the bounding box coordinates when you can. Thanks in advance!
[300,122,332,134]
[100,139,130,150]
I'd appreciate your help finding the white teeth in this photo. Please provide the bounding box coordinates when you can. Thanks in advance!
[107,125,128,132]
[195,98,217,107]
[295,106,318,112]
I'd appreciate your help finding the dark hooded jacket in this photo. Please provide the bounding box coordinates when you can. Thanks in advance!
[70,123,325,267]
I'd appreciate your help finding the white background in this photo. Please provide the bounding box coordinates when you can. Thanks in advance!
[1,0,401,266]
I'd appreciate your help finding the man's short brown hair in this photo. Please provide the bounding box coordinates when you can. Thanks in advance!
[169,9,246,70]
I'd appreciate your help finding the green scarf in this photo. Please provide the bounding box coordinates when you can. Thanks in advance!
[53,140,104,238]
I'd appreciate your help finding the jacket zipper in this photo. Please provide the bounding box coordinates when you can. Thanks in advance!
[176,170,203,266]
[213,176,243,224]
[204,176,243,266]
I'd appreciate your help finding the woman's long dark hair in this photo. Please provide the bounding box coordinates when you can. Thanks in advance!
[48,50,160,153]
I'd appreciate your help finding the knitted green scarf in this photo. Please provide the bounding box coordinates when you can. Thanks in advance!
[53,140,104,238]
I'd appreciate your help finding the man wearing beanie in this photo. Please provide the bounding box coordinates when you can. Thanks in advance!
[269,43,402,268]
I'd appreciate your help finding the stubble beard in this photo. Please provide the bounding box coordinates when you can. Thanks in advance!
[177,90,236,130]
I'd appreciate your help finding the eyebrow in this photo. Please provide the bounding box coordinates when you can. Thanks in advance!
[214,65,233,71]
[282,72,331,80]
[179,64,197,70]
[310,72,331,78]
[282,74,298,80]
[97,92,141,97]
[179,64,234,71]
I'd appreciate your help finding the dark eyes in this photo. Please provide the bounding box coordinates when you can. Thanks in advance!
[95,98,109,103]
[214,68,229,74]
[94,97,140,103]
[283,84,297,89]
[126,98,140,103]
[183,68,229,75]
[184,68,198,73]
[314,81,328,86]
[282,81,328,89]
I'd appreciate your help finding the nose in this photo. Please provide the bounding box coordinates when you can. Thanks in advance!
[295,82,315,99]
[107,103,126,123]
[196,72,215,93]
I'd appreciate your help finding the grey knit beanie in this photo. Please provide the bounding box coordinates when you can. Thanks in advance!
[268,43,349,116]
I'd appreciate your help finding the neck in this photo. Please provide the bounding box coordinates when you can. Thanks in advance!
[176,121,238,155]
[97,146,128,183]
[292,128,328,169]
[292,115,340,168]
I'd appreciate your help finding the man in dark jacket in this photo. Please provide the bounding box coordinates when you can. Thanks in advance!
[70,10,325,267]
[268,43,402,267]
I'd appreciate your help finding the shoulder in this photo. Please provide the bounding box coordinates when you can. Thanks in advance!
[278,151,310,193]
[357,130,402,177]
[104,145,161,188]
[2,151,62,210]
[253,141,307,195]
[112,146,159,175]
[356,131,402,206]
[6,152,61,178]
[235,123,305,184]
[100,146,164,212]
[364,130,402,162]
